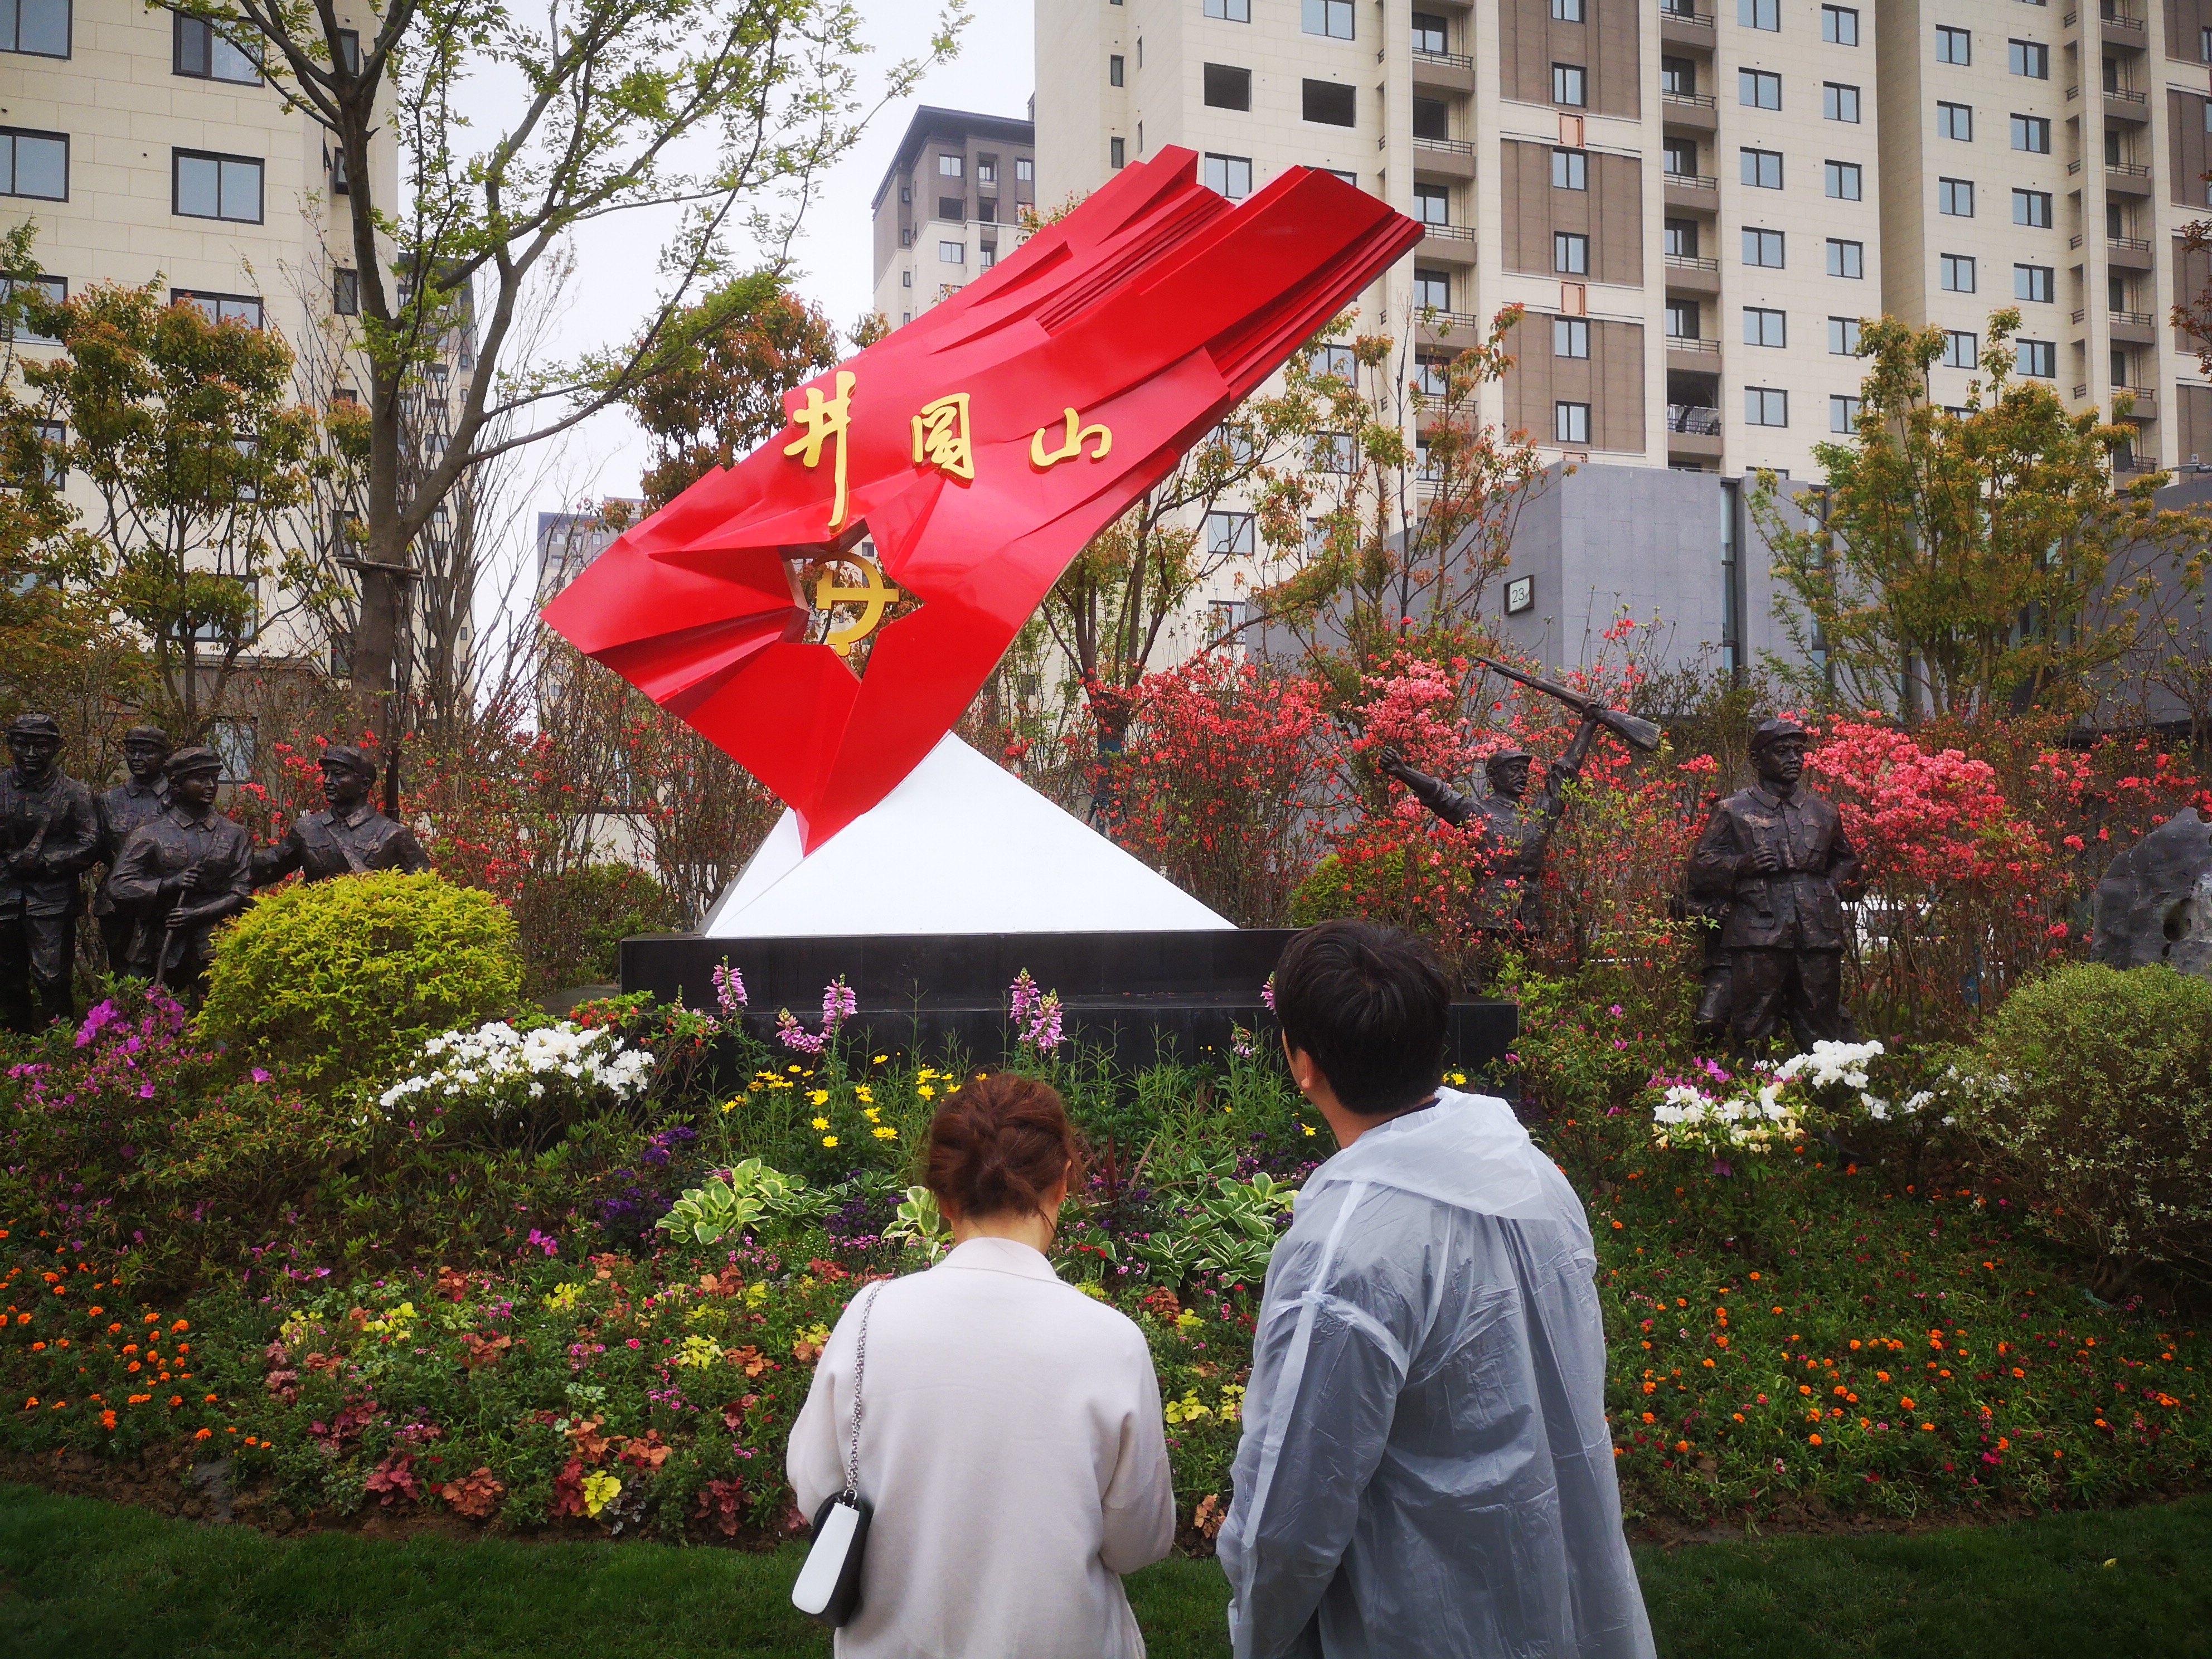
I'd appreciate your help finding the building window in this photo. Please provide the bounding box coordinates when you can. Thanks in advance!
[976,197,997,224]
[1317,343,1357,381]
[1823,81,1860,121]
[1205,62,1251,109]
[1204,0,1251,17]
[1938,100,1973,140]
[1554,317,1590,357]
[0,128,67,200]
[1821,5,1858,44]
[1666,298,1700,337]
[1552,63,1587,105]
[1017,157,1033,182]
[1740,0,1779,29]
[939,153,963,177]
[1744,305,1786,346]
[1110,136,1125,168]
[1414,268,1452,309]
[1831,394,1863,432]
[30,419,64,484]
[171,290,263,327]
[2202,22,2211,60]
[1940,252,1976,292]
[1661,55,1695,95]
[1412,96,1449,139]
[938,240,964,263]
[1415,181,1451,222]
[1312,431,1357,472]
[2015,262,2054,302]
[1204,152,1253,198]
[2011,114,2051,152]
[1552,0,1585,19]
[1742,147,1783,188]
[1663,135,1697,176]
[937,198,963,223]
[2018,338,2056,377]
[1740,69,1781,109]
[173,149,263,221]
[1137,122,1145,153]
[334,27,358,72]
[1666,218,1699,257]
[1937,24,1971,63]
[1941,329,1978,368]
[173,12,258,81]
[1302,0,1352,39]
[1826,159,1862,199]
[1204,510,1257,555]
[208,716,257,781]
[1552,148,1587,190]
[2013,188,2052,227]
[900,270,911,288]
[1828,316,1862,354]
[1412,9,1447,50]
[1,0,69,58]
[1553,232,1589,274]
[190,576,259,644]
[1555,401,1592,444]
[1743,227,1784,266]
[1414,352,1449,395]
[2008,38,2048,77]
[1827,237,1864,277]
[1303,79,1355,124]
[1745,387,1788,426]
[978,245,996,269]
[1109,52,1123,86]
[1939,177,1973,216]
[0,272,62,342]
[333,268,359,316]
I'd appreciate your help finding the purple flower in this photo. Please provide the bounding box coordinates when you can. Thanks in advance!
[712,961,748,1019]
[251,1068,271,1083]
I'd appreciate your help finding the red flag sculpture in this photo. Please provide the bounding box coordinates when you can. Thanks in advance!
[543,148,1423,851]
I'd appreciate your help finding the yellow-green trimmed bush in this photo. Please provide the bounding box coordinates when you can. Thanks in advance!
[199,871,523,1091]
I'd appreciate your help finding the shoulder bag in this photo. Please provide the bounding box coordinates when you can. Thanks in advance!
[790,1282,882,1627]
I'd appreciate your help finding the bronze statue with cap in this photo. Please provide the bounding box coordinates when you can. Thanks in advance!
[93,724,172,975]
[106,746,253,996]
[0,712,99,1031]
[251,745,430,886]
[1686,717,1865,1046]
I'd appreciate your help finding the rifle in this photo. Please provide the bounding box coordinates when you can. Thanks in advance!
[1471,657,1662,754]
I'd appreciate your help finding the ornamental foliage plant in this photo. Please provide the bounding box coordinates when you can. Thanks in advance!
[198,871,524,1093]
[1964,962,2212,1293]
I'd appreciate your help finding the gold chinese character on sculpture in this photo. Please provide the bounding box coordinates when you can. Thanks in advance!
[911,392,975,482]
[783,369,858,531]
[1030,407,1113,469]
[813,554,901,656]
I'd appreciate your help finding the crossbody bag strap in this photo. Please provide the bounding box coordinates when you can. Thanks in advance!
[843,1282,883,1503]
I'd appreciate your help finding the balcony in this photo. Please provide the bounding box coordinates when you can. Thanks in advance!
[1665,251,1721,294]
[1663,170,1719,209]
[1413,46,1474,72]
[1666,403,1724,459]
[1662,90,1719,131]
[1659,2,1714,46]
[1417,224,1477,263]
[1666,334,1720,371]
[2113,385,2158,420]
[1417,309,1483,337]
[1413,133,1477,177]
[1411,46,1477,94]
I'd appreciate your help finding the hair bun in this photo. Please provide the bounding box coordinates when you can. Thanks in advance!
[925,1073,1086,1223]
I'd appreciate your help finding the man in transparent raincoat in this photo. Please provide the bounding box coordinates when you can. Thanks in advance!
[1220,920,1653,1658]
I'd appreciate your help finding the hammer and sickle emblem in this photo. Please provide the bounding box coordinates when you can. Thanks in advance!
[1030,407,1113,469]
[813,554,901,656]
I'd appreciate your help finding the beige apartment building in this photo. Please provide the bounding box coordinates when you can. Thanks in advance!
[870,105,1037,327]
[1029,0,2212,479]
[1,1,474,755]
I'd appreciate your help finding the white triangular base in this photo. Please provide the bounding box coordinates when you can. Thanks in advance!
[698,735,1235,937]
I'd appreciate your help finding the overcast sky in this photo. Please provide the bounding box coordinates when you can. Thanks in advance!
[535,0,1036,516]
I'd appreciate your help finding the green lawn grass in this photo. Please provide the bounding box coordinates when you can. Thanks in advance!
[4,1486,2211,1658]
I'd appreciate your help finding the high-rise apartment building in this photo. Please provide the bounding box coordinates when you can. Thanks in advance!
[1032,0,2212,479]
[870,105,1037,327]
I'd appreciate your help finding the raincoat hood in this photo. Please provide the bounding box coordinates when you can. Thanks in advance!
[1220,1089,1653,1659]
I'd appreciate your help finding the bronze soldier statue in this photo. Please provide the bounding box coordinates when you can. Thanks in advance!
[0,713,99,1031]
[1686,717,1865,1046]
[1379,733,1598,935]
[107,746,253,997]
[93,725,172,975]
[251,745,430,886]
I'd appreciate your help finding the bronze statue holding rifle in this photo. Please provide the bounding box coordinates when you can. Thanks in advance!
[1379,657,1660,938]
[107,747,253,999]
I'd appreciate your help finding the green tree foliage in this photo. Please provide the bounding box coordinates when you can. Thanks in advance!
[1752,310,2208,722]
[15,280,347,740]
[198,870,525,1093]
[622,273,846,511]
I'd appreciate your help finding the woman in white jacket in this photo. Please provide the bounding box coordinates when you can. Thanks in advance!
[788,1073,1177,1658]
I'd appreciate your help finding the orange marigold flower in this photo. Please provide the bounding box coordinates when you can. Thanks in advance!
[1808,1434,1823,1445]
[193,1427,212,1440]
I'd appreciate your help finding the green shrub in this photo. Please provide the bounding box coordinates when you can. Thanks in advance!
[1966,961,2212,1289]
[515,864,687,993]
[199,871,524,1092]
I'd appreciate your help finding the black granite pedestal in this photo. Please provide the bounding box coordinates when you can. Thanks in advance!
[620,929,1517,1074]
